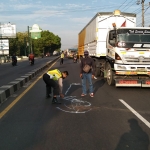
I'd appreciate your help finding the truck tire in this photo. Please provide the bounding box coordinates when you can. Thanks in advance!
[106,62,115,85]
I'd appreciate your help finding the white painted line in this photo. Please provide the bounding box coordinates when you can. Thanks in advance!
[119,99,150,128]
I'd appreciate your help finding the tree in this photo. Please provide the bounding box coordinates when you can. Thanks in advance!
[9,30,61,56]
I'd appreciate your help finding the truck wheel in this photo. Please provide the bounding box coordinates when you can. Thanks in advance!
[106,63,115,85]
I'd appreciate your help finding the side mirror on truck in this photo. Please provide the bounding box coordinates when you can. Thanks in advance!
[110,32,116,40]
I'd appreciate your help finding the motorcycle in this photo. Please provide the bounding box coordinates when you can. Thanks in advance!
[12,59,17,66]
[73,55,77,63]
[29,59,34,65]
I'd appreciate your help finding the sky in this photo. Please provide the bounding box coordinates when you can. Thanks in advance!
[0,0,150,50]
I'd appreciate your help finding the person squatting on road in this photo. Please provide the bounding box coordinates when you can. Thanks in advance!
[80,50,95,97]
[60,51,64,65]
[43,69,69,104]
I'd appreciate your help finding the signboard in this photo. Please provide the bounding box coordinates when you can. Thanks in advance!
[0,50,9,55]
[0,23,16,38]
[30,24,42,39]
[0,39,9,55]
[118,29,150,35]
[31,32,41,39]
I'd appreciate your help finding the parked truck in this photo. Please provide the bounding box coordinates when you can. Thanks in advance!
[78,10,150,87]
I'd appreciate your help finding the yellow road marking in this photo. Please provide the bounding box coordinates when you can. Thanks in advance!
[0,60,58,119]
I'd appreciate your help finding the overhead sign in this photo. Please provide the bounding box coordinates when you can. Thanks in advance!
[30,24,42,39]
[0,39,9,55]
[0,39,9,50]
[31,32,41,39]
[0,23,16,38]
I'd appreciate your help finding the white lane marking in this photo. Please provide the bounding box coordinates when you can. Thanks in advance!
[119,99,150,128]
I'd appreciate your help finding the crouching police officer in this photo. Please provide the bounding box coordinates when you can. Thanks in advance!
[43,69,69,104]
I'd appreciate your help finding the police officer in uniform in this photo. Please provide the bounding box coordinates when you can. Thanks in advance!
[60,51,64,65]
[43,69,69,104]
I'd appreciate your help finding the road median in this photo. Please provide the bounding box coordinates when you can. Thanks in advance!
[0,56,60,106]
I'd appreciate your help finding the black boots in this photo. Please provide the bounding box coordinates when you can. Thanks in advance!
[46,86,61,104]
[52,97,61,104]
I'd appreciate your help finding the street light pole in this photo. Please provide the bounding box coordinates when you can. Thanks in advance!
[24,37,26,56]
[28,26,30,54]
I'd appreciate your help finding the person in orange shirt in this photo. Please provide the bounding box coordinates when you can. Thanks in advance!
[29,53,34,65]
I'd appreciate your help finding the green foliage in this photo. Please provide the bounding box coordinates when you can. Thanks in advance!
[9,30,61,56]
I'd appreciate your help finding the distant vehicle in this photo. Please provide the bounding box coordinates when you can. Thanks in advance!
[45,52,50,57]
[29,59,34,65]
[12,59,17,66]
[73,54,77,63]
[67,50,77,58]
[53,51,59,56]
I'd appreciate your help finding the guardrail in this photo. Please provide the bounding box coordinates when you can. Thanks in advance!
[0,56,60,106]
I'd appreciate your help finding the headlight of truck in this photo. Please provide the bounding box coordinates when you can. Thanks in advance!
[117,65,126,70]
[115,53,122,60]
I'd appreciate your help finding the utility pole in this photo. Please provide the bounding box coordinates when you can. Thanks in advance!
[142,0,145,27]
[136,0,150,27]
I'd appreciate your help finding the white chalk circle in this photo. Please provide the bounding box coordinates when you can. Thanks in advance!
[56,96,92,114]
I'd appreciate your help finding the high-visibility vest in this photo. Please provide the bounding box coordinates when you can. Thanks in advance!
[61,53,64,58]
[47,69,62,81]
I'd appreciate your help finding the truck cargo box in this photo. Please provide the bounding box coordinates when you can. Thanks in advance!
[78,10,136,57]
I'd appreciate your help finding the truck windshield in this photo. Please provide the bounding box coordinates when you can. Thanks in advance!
[117,29,150,43]
[118,34,150,43]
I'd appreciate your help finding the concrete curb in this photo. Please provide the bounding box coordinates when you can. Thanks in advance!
[0,56,60,106]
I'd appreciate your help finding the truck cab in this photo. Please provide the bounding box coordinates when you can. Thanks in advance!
[106,27,150,87]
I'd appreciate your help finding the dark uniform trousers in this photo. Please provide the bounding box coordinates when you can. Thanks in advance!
[43,73,59,95]
[60,58,63,65]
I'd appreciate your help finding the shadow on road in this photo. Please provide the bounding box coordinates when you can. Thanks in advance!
[115,118,149,150]
[93,78,105,94]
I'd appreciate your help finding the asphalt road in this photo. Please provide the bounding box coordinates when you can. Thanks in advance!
[0,58,150,150]
[0,56,58,87]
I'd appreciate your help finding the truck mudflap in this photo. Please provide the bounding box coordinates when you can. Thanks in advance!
[141,80,150,87]
[115,79,150,87]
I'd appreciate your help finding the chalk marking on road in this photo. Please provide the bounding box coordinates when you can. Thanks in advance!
[65,84,72,95]
[0,61,58,119]
[57,107,91,114]
[57,96,92,113]
[57,82,92,114]
[65,83,81,95]
[119,99,150,128]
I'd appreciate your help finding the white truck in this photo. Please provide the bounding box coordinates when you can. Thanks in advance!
[78,10,150,87]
